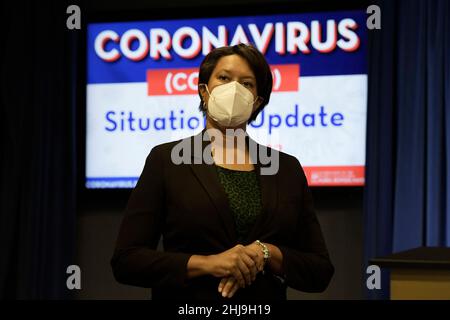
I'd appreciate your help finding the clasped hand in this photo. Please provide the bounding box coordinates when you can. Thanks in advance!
[208,242,265,298]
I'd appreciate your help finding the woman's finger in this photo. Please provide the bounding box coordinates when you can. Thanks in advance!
[230,266,245,288]
[221,277,236,298]
[241,253,258,281]
[237,258,252,286]
[227,280,242,298]
[218,277,228,293]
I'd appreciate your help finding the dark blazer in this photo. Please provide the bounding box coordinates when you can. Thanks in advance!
[111,128,334,300]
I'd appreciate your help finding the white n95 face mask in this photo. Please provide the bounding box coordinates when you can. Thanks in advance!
[204,81,256,127]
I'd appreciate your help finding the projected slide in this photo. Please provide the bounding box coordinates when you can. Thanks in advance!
[86,11,367,188]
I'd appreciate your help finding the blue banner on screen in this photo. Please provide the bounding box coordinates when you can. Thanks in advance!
[86,11,368,188]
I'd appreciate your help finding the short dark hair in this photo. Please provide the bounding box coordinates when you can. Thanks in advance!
[197,44,273,123]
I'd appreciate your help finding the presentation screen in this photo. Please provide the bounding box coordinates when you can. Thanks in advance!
[86,10,367,188]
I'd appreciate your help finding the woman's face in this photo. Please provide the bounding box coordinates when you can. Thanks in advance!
[201,54,261,115]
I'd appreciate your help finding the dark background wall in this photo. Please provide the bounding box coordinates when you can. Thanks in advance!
[75,0,367,300]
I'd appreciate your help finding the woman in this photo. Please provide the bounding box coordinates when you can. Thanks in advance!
[111,44,334,300]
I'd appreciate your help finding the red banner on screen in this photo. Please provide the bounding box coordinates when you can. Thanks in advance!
[147,64,300,96]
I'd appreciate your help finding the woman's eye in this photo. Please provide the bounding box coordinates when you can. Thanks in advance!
[243,82,254,88]
[218,75,229,81]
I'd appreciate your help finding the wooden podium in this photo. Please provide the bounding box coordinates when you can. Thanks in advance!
[370,247,450,300]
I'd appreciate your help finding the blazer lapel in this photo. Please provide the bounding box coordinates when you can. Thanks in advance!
[188,128,238,244]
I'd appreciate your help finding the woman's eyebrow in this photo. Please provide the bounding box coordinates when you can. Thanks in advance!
[218,68,255,80]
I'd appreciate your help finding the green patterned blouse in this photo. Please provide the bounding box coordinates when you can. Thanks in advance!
[215,165,263,242]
